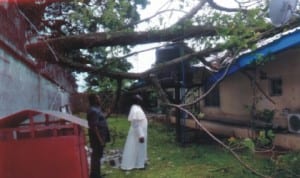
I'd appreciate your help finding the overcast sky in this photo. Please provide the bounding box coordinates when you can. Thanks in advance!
[128,0,239,73]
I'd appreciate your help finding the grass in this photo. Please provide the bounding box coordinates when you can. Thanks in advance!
[101,116,274,178]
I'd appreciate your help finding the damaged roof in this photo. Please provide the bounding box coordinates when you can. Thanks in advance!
[207,28,300,84]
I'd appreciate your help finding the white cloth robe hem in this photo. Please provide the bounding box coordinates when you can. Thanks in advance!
[121,105,148,170]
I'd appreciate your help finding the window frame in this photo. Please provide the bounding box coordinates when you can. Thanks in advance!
[269,77,282,96]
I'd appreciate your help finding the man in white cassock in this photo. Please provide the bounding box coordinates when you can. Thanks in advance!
[121,94,148,170]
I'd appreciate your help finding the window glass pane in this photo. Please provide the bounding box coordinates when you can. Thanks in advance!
[270,78,282,96]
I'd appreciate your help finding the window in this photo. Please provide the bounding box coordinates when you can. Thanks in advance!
[204,85,220,107]
[270,78,282,96]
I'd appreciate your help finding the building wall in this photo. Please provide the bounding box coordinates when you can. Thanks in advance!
[0,47,70,117]
[201,72,252,120]
[0,3,73,117]
[200,48,300,128]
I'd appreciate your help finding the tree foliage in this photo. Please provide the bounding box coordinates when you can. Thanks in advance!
[37,0,149,91]
[24,0,300,93]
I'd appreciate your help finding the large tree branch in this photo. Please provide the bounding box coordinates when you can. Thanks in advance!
[42,19,300,81]
[146,47,219,75]
[58,57,142,79]
[56,47,219,80]
[26,25,217,59]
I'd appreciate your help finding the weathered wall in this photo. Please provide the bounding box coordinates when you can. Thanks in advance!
[200,72,252,123]
[257,48,300,127]
[200,48,300,128]
[0,3,73,117]
[0,46,70,117]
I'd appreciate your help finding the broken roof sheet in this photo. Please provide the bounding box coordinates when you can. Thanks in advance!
[207,28,300,84]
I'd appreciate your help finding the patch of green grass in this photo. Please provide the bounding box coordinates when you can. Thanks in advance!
[102,116,274,178]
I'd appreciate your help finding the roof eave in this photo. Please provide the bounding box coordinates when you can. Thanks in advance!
[207,29,300,85]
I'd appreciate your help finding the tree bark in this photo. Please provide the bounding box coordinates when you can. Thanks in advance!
[26,25,217,59]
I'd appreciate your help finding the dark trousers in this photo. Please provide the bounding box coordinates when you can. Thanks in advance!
[90,136,104,178]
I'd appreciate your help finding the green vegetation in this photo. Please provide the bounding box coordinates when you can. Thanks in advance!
[103,116,277,178]
[274,152,300,178]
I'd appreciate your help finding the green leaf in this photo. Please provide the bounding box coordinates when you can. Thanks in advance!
[242,138,255,152]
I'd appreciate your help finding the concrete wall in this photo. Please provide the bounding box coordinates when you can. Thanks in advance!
[0,47,70,117]
[201,72,252,122]
[200,48,300,128]
[0,3,73,117]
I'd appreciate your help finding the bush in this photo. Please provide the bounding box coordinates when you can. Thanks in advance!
[273,152,300,178]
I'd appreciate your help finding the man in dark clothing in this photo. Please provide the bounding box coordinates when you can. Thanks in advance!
[87,94,110,178]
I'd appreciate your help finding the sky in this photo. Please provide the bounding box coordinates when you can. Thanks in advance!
[128,0,239,73]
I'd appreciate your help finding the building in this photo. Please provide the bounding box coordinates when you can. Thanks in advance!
[202,29,300,129]
[193,29,300,149]
[149,30,300,149]
[0,1,76,117]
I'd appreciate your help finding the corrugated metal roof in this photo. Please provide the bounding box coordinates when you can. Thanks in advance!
[207,28,300,84]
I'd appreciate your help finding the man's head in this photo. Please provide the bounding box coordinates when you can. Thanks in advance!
[132,94,143,105]
[88,93,101,106]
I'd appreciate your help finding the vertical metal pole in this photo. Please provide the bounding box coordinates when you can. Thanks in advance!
[180,46,187,145]
[175,44,187,145]
[175,87,181,142]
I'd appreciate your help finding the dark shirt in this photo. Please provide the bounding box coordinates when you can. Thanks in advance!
[87,106,110,144]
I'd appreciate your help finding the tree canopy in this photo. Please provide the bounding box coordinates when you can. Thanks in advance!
[23,0,299,92]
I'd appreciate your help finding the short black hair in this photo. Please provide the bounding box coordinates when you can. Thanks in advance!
[132,94,143,105]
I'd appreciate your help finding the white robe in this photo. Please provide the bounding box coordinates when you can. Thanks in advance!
[121,104,148,170]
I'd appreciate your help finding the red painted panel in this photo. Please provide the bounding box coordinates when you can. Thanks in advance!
[0,136,88,178]
[0,109,89,178]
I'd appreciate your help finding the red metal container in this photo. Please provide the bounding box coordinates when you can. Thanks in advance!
[0,109,89,178]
